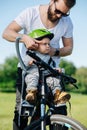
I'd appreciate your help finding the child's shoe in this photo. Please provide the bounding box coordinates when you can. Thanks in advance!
[26,89,37,104]
[54,89,71,105]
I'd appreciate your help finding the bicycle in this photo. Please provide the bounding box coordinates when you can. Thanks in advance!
[15,37,87,130]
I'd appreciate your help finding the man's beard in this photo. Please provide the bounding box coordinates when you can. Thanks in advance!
[47,5,60,22]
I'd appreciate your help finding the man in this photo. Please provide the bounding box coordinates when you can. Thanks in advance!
[2,0,76,129]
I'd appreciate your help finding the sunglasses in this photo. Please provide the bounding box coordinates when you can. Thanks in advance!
[54,2,70,17]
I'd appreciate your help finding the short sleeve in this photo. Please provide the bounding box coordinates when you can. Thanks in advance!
[63,17,73,38]
[14,8,32,33]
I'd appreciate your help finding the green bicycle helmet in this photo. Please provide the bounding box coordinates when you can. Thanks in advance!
[28,29,54,40]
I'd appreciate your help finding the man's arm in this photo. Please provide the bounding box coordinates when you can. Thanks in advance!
[2,21,38,50]
[60,37,73,56]
[49,37,73,57]
[2,21,22,42]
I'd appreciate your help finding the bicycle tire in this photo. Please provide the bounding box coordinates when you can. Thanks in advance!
[50,114,87,130]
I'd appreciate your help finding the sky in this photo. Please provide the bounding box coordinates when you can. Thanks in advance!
[0,0,87,68]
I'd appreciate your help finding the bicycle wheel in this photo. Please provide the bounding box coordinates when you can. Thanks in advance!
[49,114,87,130]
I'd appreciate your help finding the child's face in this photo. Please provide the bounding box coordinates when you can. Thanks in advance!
[37,38,51,54]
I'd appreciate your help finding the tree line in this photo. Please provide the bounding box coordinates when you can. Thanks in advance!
[0,56,87,94]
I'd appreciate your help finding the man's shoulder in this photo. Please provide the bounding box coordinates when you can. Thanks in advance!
[59,16,73,28]
[61,16,72,23]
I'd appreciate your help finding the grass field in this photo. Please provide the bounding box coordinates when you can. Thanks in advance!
[0,92,87,130]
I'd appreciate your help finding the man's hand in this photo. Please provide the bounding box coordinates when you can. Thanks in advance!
[49,47,56,56]
[22,34,38,50]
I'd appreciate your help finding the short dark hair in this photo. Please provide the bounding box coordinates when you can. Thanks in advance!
[63,0,76,8]
[54,0,76,8]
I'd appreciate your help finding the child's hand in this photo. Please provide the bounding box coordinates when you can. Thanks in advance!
[28,59,36,66]
[55,68,65,73]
